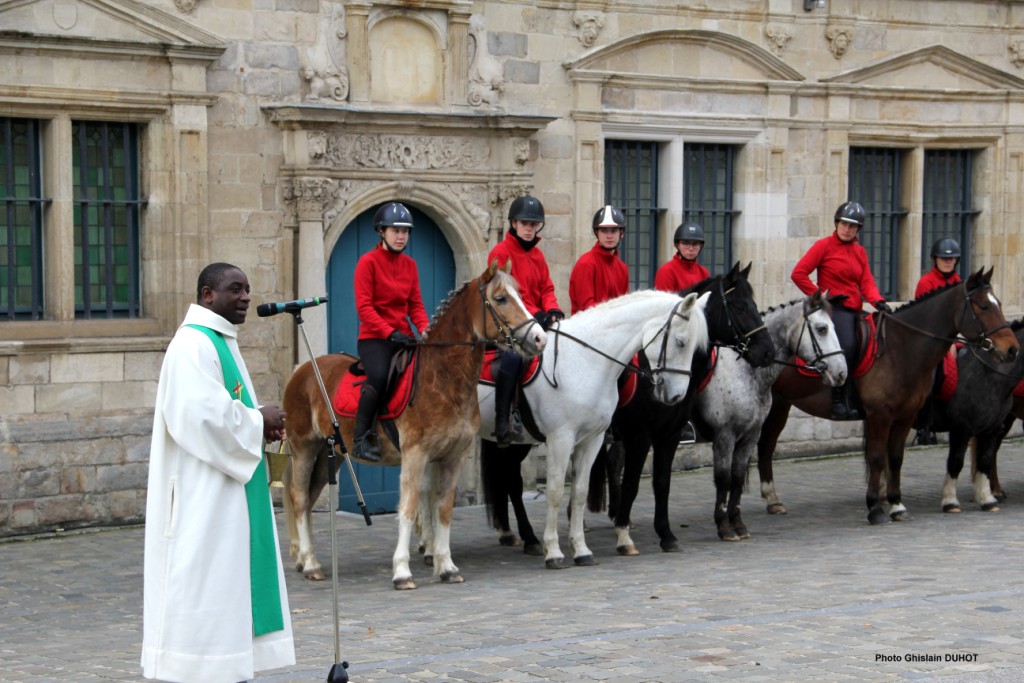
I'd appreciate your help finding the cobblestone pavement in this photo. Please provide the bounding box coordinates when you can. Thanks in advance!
[3,439,1024,683]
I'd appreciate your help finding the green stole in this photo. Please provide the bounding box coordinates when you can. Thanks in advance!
[187,324,285,637]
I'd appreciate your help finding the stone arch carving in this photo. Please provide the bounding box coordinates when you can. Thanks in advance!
[565,28,805,82]
[324,181,489,278]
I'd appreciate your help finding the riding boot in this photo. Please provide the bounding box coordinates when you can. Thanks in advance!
[831,385,861,421]
[493,371,523,448]
[352,385,383,463]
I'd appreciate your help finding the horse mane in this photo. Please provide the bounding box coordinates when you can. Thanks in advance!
[761,298,804,315]
[888,278,962,314]
[423,268,519,341]
[567,289,710,350]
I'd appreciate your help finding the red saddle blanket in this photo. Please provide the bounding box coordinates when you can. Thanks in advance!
[333,353,417,420]
[795,313,878,379]
[481,350,638,407]
[939,345,960,402]
[696,347,718,394]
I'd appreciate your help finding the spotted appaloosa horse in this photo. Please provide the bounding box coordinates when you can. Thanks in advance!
[757,268,1019,525]
[282,260,546,589]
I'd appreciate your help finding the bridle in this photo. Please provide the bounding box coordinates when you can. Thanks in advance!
[713,279,767,359]
[776,298,844,375]
[479,276,543,350]
[541,298,696,389]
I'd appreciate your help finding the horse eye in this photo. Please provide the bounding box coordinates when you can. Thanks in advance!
[494,295,507,305]
[815,324,828,335]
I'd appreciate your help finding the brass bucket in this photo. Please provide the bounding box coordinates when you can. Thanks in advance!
[267,440,289,488]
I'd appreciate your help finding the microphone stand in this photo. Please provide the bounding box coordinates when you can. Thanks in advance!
[288,309,372,683]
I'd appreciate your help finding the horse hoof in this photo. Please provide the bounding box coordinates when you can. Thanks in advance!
[981,502,1001,512]
[393,577,417,591]
[574,554,598,567]
[718,530,741,542]
[616,544,639,556]
[942,504,962,513]
[423,555,434,567]
[994,491,1008,503]
[766,503,788,515]
[524,543,544,557]
[867,508,889,525]
[890,510,912,522]
[499,534,519,547]
[660,540,681,553]
[545,557,567,570]
[439,571,464,584]
[303,568,326,581]
[736,529,752,540]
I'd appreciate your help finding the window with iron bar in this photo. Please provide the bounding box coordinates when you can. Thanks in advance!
[922,149,976,276]
[73,121,143,319]
[604,139,661,290]
[848,147,906,300]
[0,118,47,321]
[683,143,735,276]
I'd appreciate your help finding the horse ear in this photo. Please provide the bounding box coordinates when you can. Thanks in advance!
[696,290,711,310]
[484,259,499,281]
[740,262,752,279]
[679,291,699,310]
[984,266,994,282]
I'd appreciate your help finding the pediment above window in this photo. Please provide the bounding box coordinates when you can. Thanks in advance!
[564,29,804,84]
[0,0,224,58]
[822,45,1024,91]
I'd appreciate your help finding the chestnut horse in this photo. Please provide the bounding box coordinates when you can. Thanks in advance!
[756,268,1019,525]
[282,261,546,590]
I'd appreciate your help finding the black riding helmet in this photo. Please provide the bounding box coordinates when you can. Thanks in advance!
[931,237,961,259]
[374,201,414,232]
[673,222,705,243]
[834,201,866,227]
[508,195,545,228]
[592,205,626,234]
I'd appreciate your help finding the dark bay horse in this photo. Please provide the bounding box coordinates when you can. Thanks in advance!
[930,319,1024,512]
[482,263,774,555]
[282,261,546,589]
[756,268,1019,525]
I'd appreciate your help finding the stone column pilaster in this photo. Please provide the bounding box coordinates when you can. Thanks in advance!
[346,2,371,104]
[449,10,470,107]
[294,177,332,360]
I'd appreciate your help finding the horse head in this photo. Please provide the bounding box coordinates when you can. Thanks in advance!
[797,290,847,386]
[480,259,547,357]
[644,290,710,405]
[960,267,1019,363]
[716,262,774,368]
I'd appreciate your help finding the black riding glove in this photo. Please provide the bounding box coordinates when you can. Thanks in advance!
[875,300,893,314]
[388,330,416,345]
[546,309,565,325]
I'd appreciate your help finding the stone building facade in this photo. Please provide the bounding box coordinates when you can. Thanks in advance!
[2,0,1023,535]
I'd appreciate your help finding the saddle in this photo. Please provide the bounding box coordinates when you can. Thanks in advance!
[937,345,961,402]
[333,348,417,436]
[796,311,879,379]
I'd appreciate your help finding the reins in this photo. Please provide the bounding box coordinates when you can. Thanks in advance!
[772,299,844,374]
[713,280,767,360]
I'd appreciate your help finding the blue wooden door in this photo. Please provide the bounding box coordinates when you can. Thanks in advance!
[326,204,455,513]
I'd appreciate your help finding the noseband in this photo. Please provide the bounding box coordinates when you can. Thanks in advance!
[789,300,844,376]
[479,277,542,350]
[644,299,697,387]
[958,282,1009,352]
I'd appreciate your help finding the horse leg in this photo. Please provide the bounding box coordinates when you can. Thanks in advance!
[863,419,891,525]
[507,444,542,555]
[287,437,327,580]
[650,433,682,552]
[431,459,466,584]
[713,432,740,541]
[941,428,970,513]
[757,396,792,514]
[972,430,1002,512]
[567,432,605,566]
[605,439,625,521]
[982,415,1015,503]
[416,464,438,567]
[392,450,428,590]
[541,436,570,569]
[885,421,913,522]
[613,431,651,556]
[728,437,756,540]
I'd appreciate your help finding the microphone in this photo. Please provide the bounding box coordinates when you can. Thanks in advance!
[256,296,328,318]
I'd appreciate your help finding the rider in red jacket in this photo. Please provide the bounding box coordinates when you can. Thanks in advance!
[791,201,891,420]
[912,237,963,445]
[351,202,430,461]
[487,195,564,446]
[569,205,629,314]
[655,222,710,292]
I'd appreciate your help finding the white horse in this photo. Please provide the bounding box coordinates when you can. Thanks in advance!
[476,290,710,569]
[694,291,846,541]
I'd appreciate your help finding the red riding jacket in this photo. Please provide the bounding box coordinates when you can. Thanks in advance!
[654,253,709,293]
[354,244,430,340]
[488,232,561,316]
[569,242,629,314]
[915,267,962,298]
[792,232,884,310]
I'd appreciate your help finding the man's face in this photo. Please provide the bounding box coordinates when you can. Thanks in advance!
[596,226,623,250]
[202,267,251,324]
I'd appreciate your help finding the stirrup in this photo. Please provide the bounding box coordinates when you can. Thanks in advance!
[493,412,523,448]
[352,431,383,463]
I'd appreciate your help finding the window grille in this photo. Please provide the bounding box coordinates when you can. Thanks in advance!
[848,147,905,299]
[922,149,975,276]
[0,118,46,321]
[604,139,660,289]
[683,143,735,275]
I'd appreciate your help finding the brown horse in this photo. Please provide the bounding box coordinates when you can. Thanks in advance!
[282,260,546,589]
[756,268,1019,525]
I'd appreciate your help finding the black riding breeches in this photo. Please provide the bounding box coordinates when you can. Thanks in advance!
[357,338,403,396]
[831,306,859,376]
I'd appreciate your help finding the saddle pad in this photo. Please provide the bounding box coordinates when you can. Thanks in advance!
[479,349,541,385]
[795,313,878,379]
[333,352,416,419]
[938,345,961,402]
[696,347,718,394]
[616,356,640,408]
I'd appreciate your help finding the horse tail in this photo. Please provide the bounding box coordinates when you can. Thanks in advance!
[587,444,608,513]
[479,439,503,529]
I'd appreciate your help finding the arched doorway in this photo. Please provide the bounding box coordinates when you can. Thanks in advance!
[326,203,456,513]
